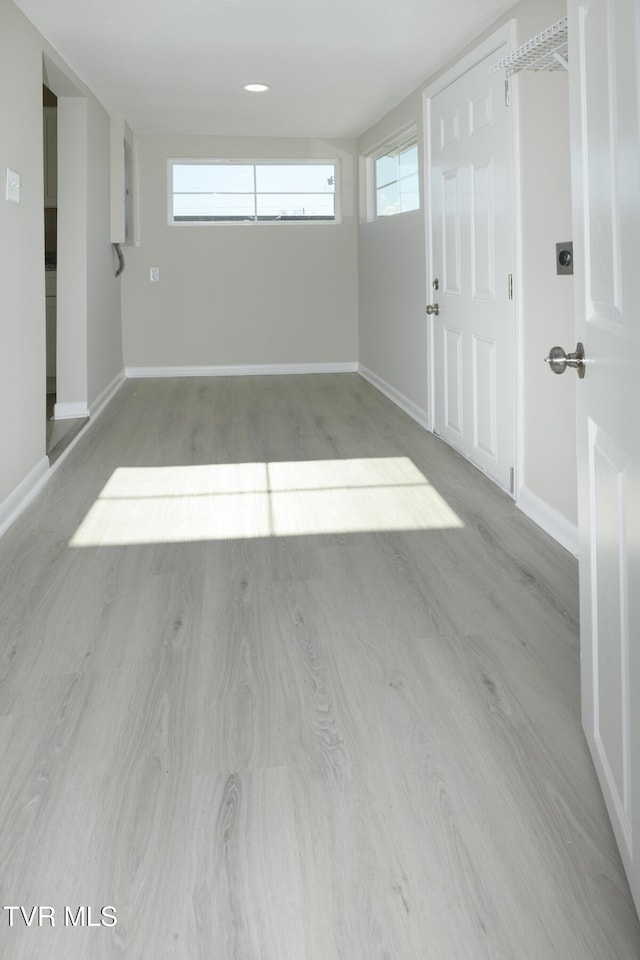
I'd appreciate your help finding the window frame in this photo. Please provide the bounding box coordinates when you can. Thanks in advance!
[167,158,341,226]
[367,129,420,220]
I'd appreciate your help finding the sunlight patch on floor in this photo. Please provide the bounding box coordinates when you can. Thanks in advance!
[69,458,464,546]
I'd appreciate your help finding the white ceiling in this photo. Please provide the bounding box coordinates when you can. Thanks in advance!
[16,0,517,139]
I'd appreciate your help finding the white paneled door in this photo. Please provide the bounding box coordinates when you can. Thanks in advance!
[428,41,515,493]
[569,0,640,914]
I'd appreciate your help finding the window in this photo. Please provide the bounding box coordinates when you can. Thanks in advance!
[169,160,339,223]
[373,138,419,217]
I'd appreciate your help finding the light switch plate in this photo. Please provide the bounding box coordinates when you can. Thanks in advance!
[6,168,20,204]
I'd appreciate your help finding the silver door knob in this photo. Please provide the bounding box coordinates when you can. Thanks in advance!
[426,303,440,316]
[544,341,586,379]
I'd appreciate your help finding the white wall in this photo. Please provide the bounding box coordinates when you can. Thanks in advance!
[87,100,125,404]
[357,90,428,419]
[357,0,577,546]
[121,135,358,370]
[0,0,47,509]
[0,0,123,527]
[514,2,577,531]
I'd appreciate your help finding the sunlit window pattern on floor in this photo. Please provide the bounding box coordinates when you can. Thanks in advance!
[69,457,464,546]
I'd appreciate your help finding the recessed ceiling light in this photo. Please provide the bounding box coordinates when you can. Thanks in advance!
[244,83,270,93]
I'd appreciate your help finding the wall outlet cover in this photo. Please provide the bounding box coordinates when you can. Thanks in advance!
[6,168,20,204]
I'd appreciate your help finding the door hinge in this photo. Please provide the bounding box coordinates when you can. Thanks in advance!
[508,273,514,301]
[505,79,511,107]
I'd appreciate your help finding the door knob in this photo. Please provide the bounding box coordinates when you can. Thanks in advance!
[544,341,586,379]
[426,303,440,316]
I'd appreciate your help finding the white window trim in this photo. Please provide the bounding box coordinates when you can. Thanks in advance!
[167,158,342,226]
[365,125,420,221]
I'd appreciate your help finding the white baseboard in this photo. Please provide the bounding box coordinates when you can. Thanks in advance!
[358,364,429,430]
[517,485,578,556]
[0,371,126,541]
[125,362,358,379]
[0,457,50,540]
[90,369,126,420]
[48,371,126,475]
[54,400,90,420]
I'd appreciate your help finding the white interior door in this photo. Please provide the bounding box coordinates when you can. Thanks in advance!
[569,0,640,914]
[428,43,515,493]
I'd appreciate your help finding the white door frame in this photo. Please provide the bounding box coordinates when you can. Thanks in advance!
[422,23,521,493]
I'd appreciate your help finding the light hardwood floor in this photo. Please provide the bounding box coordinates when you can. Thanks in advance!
[46,392,89,464]
[1,374,639,959]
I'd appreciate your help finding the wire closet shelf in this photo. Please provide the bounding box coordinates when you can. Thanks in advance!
[490,17,568,76]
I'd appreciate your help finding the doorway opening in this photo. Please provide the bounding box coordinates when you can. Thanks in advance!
[43,84,59,452]
[42,57,90,463]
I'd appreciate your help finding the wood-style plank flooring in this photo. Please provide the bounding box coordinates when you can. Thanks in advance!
[1,374,639,959]
[46,392,88,464]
